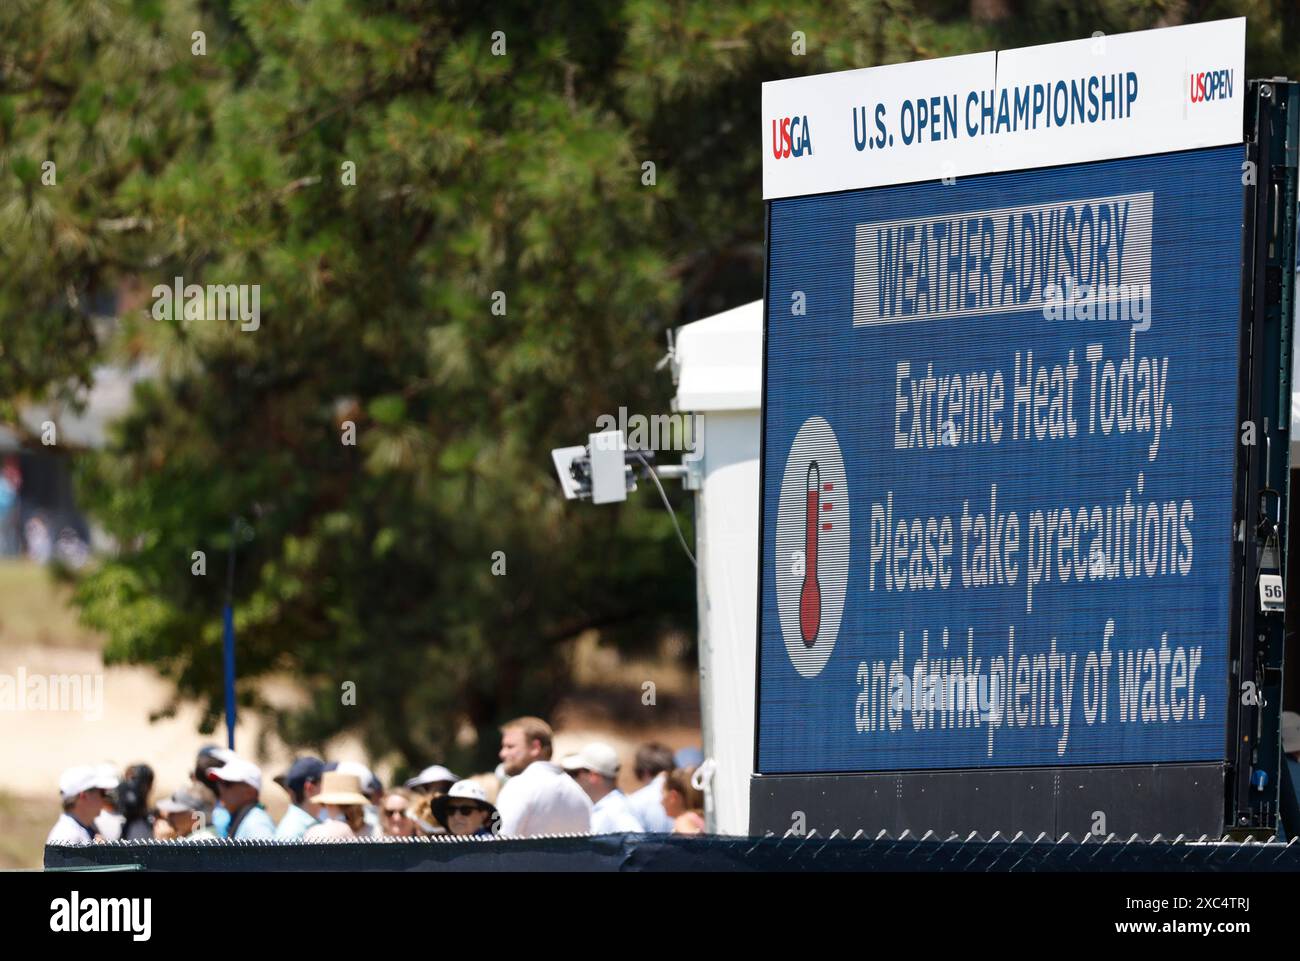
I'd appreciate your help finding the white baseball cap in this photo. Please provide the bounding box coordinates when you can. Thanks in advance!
[560,742,621,779]
[59,764,119,801]
[209,756,262,790]
[1282,711,1300,754]
[404,764,460,790]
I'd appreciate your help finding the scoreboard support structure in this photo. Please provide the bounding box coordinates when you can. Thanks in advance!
[1231,78,1298,836]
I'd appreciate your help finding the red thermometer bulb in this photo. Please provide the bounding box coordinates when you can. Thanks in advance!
[799,460,823,647]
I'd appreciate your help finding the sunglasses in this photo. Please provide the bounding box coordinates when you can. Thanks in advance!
[445,804,483,817]
[382,808,409,818]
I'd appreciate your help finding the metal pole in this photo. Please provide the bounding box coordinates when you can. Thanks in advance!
[223,515,237,751]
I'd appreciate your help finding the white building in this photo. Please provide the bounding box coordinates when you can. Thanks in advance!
[671,301,762,834]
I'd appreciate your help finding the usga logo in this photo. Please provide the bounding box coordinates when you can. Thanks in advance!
[1188,68,1233,103]
[770,115,813,159]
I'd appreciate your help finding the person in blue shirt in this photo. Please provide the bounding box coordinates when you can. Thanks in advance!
[273,756,325,839]
[209,756,276,840]
[561,742,645,834]
[627,743,676,833]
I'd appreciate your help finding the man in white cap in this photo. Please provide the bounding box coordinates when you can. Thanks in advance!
[46,765,119,844]
[496,715,591,836]
[562,742,644,834]
[209,755,276,839]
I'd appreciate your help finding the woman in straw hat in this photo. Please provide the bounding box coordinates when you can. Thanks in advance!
[303,771,376,840]
[431,779,498,837]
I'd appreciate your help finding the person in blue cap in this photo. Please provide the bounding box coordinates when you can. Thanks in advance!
[46,765,119,845]
[274,756,325,839]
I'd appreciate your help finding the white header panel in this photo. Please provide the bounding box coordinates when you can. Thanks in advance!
[762,18,1245,199]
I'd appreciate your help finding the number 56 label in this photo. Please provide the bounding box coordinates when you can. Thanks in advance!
[1259,574,1284,613]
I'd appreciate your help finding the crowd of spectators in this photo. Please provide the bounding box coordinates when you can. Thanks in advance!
[46,715,710,844]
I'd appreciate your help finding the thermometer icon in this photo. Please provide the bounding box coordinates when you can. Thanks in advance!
[799,460,831,647]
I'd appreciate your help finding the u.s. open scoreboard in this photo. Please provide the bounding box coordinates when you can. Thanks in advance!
[753,19,1297,839]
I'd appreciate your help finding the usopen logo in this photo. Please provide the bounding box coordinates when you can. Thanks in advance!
[770,115,814,160]
[1188,68,1234,104]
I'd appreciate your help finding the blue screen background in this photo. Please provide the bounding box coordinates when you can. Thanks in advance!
[759,146,1243,773]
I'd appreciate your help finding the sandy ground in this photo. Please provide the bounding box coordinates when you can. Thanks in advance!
[0,643,309,797]
[0,640,366,866]
[0,562,700,868]
[0,645,697,867]
[0,640,698,800]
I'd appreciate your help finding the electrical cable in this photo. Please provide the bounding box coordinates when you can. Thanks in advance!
[1253,488,1283,593]
[632,450,697,568]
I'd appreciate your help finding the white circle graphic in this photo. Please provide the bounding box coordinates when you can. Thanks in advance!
[775,416,850,678]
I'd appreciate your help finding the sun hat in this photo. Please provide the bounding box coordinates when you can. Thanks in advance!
[312,771,371,806]
[404,764,461,790]
[431,779,498,828]
[326,760,382,796]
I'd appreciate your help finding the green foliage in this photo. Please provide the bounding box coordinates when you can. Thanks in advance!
[2,1,1295,773]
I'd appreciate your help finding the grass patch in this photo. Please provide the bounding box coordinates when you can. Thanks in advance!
[0,559,102,650]
[0,789,54,869]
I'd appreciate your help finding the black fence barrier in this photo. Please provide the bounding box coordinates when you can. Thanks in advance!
[45,832,1300,872]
